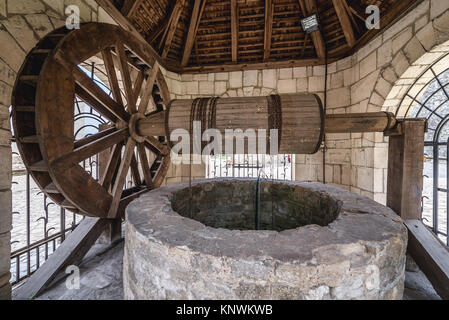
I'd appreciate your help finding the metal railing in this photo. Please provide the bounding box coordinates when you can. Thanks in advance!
[206,154,295,181]
[9,62,113,286]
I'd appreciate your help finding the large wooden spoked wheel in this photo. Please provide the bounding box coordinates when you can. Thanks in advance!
[12,23,171,219]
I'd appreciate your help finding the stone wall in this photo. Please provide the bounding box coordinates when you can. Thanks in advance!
[0,0,115,300]
[0,0,448,299]
[125,179,408,300]
[161,0,449,205]
[171,180,341,231]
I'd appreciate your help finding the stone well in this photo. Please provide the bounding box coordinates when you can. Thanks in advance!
[124,179,407,300]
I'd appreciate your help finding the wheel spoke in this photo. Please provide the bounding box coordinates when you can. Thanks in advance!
[74,66,130,122]
[108,138,136,218]
[130,153,142,186]
[116,41,137,114]
[138,143,154,188]
[102,48,124,106]
[145,136,169,155]
[52,128,129,170]
[75,84,118,123]
[153,154,171,188]
[138,63,160,114]
[100,142,123,191]
[133,71,144,102]
[74,126,116,149]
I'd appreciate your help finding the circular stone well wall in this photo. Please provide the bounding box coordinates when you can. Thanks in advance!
[124,179,407,300]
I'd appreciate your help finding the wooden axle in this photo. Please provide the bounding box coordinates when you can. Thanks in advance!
[136,94,397,154]
[138,111,397,136]
[325,112,397,134]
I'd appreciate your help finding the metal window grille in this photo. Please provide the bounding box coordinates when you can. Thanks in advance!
[397,52,449,246]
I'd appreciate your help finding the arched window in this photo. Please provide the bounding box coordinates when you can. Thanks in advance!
[397,53,449,245]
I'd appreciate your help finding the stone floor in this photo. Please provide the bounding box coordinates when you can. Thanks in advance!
[11,239,441,300]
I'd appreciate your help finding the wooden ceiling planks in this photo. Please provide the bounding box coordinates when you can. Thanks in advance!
[105,0,421,73]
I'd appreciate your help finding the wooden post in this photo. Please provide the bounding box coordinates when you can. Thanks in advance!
[386,119,449,300]
[97,124,122,244]
[14,217,109,300]
[386,120,426,220]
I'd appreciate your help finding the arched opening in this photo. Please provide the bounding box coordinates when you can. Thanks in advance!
[394,53,449,245]
[376,43,449,247]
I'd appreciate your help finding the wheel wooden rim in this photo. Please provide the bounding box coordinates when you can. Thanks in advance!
[12,23,171,219]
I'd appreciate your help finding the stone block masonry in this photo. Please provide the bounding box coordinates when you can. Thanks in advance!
[125,179,407,300]
[0,0,115,300]
[161,0,449,205]
[0,0,448,300]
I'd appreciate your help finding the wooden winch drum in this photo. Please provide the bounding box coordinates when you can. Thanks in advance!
[162,94,324,155]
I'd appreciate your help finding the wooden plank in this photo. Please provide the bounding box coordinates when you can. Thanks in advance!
[303,0,326,59]
[130,153,142,186]
[122,0,141,18]
[115,41,137,113]
[14,217,109,300]
[147,1,177,44]
[138,143,154,188]
[153,154,171,188]
[405,220,449,300]
[73,67,130,122]
[161,0,185,59]
[231,0,239,62]
[100,143,123,191]
[109,138,136,218]
[387,120,426,220]
[94,0,168,68]
[138,63,159,114]
[182,57,326,73]
[101,48,124,106]
[332,0,356,47]
[181,0,206,66]
[52,129,129,170]
[75,84,119,124]
[74,126,116,149]
[263,0,273,61]
[97,137,123,245]
[133,71,144,103]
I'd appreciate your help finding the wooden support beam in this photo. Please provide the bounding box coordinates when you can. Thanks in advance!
[263,0,273,61]
[341,0,360,33]
[97,126,123,245]
[385,119,449,299]
[182,57,326,73]
[94,0,167,68]
[14,217,109,300]
[182,0,206,66]
[161,0,185,59]
[387,120,426,220]
[405,220,449,300]
[332,0,356,47]
[121,0,141,18]
[303,0,326,59]
[231,0,239,62]
[326,112,397,133]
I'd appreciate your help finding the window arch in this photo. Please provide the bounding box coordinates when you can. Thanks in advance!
[397,52,449,245]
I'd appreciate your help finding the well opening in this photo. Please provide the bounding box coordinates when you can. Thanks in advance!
[171,180,342,231]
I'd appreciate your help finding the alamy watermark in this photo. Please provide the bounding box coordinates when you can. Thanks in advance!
[65,5,80,30]
[170,121,279,165]
[65,265,80,290]
[366,5,381,30]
